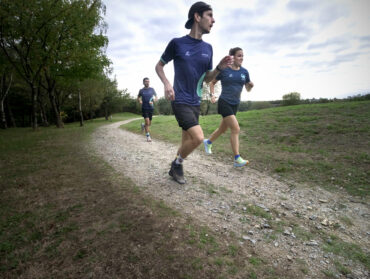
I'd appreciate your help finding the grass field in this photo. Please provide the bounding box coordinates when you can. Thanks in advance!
[125,101,370,198]
[0,112,293,278]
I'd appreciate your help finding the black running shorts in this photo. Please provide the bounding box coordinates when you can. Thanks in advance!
[218,97,239,118]
[142,109,153,121]
[171,102,200,131]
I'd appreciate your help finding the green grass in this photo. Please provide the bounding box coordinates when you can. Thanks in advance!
[334,261,351,275]
[323,234,370,269]
[292,225,314,241]
[339,215,353,227]
[249,256,262,266]
[243,203,272,220]
[124,101,370,197]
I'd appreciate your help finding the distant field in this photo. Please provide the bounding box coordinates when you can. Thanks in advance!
[124,101,370,197]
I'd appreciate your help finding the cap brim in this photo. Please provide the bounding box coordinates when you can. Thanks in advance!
[185,18,193,29]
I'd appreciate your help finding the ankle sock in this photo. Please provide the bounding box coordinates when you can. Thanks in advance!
[207,139,212,144]
[146,133,150,137]
[175,155,184,165]
[234,155,240,160]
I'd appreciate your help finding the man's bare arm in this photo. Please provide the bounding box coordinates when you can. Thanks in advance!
[155,60,175,101]
[204,55,234,83]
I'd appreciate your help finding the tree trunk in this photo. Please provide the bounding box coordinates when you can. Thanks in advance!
[78,89,83,127]
[0,98,6,129]
[45,75,64,128]
[6,97,16,127]
[38,99,49,127]
[37,78,49,127]
[104,105,109,121]
[30,85,38,130]
[0,73,13,129]
[48,88,64,128]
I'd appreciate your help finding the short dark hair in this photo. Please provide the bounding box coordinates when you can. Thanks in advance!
[143,77,149,83]
[185,2,212,29]
[229,47,243,56]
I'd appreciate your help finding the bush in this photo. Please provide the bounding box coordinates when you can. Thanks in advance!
[282,92,301,106]
[156,97,172,115]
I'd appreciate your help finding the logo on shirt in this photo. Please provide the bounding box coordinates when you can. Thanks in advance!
[201,53,209,58]
[241,74,246,80]
[185,51,191,56]
[229,74,233,78]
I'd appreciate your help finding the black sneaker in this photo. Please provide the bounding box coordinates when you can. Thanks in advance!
[169,161,186,184]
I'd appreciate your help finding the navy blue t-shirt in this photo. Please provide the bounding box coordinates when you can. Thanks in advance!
[138,87,157,110]
[216,67,250,105]
[160,35,213,106]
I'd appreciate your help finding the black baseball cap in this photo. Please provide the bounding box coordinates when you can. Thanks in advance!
[185,1,212,29]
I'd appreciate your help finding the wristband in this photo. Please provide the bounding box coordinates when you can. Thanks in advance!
[216,65,222,71]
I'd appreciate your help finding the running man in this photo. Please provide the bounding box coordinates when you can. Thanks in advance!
[203,47,254,167]
[155,1,233,184]
[137,77,157,142]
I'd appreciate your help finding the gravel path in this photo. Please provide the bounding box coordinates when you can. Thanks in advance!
[90,119,369,279]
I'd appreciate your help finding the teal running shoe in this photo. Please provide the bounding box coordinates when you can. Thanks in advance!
[234,156,249,167]
[203,139,212,154]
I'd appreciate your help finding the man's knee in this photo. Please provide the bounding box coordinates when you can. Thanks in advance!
[192,134,204,146]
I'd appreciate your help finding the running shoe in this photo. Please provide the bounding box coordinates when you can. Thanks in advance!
[169,161,186,184]
[147,136,152,142]
[234,156,249,167]
[141,123,145,132]
[203,139,212,154]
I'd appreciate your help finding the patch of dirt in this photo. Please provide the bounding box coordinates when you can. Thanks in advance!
[91,119,369,279]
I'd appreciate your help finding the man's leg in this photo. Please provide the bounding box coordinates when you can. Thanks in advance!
[170,126,203,184]
[170,104,202,184]
[178,125,204,159]
[145,117,152,142]
[144,117,151,133]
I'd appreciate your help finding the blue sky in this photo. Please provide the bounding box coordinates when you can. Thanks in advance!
[104,0,370,101]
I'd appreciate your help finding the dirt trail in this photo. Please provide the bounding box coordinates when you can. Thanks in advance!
[90,119,369,279]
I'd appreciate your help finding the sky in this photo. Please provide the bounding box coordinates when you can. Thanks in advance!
[103,0,370,101]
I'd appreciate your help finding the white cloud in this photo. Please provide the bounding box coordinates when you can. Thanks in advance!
[104,0,370,101]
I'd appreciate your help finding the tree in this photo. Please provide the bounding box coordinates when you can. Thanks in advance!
[282,92,301,106]
[121,90,138,113]
[0,0,109,129]
[99,77,124,120]
[39,0,109,127]
[156,97,172,115]
[0,0,50,129]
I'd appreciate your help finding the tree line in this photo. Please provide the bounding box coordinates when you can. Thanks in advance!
[0,0,130,129]
[151,87,370,117]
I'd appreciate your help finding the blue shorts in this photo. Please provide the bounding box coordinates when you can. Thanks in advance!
[171,102,200,131]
